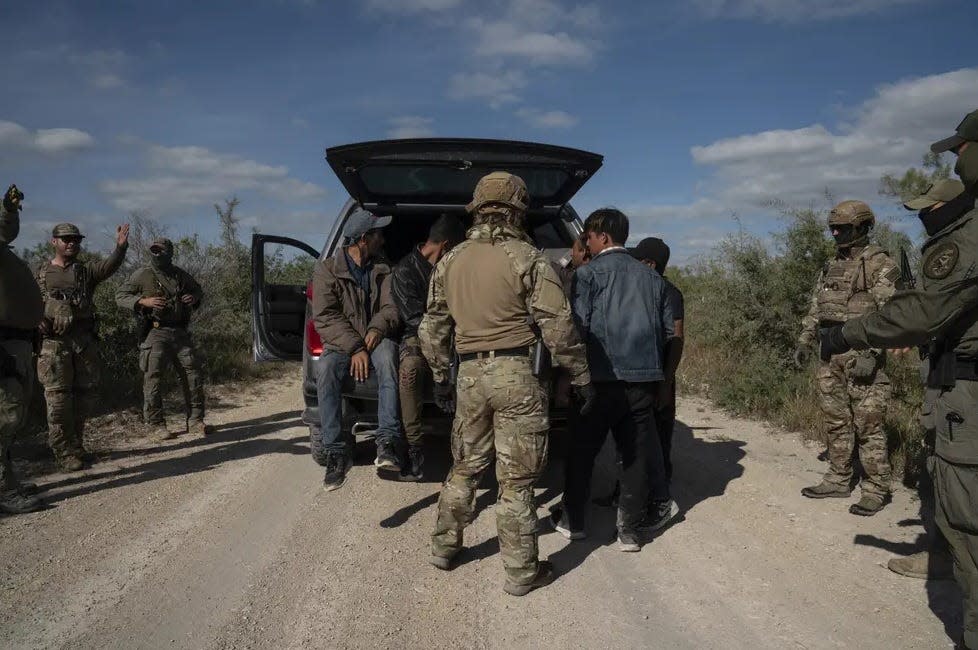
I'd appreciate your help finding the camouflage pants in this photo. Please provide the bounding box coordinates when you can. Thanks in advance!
[139,326,205,425]
[816,352,891,499]
[0,339,34,493]
[37,333,99,461]
[431,355,549,586]
[398,336,429,448]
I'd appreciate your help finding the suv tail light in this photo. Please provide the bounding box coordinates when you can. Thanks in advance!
[305,281,323,356]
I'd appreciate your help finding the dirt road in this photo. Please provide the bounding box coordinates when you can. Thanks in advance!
[0,372,962,649]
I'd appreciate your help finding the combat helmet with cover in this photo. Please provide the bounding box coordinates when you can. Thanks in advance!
[828,200,875,249]
[466,171,528,214]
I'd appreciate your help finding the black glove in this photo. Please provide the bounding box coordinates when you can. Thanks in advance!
[572,382,597,416]
[792,346,810,370]
[433,381,456,415]
[3,184,23,212]
[819,325,851,361]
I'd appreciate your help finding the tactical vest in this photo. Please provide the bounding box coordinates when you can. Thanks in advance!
[36,262,96,332]
[144,266,192,325]
[815,246,883,324]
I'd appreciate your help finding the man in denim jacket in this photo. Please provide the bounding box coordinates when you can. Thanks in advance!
[549,208,679,552]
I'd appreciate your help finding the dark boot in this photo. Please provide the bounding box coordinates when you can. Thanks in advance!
[849,494,886,516]
[400,445,424,482]
[0,490,44,514]
[801,481,851,499]
[503,561,555,597]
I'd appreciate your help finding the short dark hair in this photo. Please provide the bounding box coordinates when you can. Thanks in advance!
[583,208,629,245]
[428,214,466,246]
[631,237,671,272]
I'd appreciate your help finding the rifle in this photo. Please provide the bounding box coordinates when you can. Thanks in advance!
[899,247,916,290]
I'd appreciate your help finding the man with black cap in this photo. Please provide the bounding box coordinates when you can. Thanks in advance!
[311,207,402,491]
[821,117,978,646]
[631,237,684,485]
[36,220,129,471]
[115,238,207,439]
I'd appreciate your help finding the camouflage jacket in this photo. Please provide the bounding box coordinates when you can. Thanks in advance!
[798,245,899,349]
[419,222,590,385]
[36,243,128,336]
[0,204,42,330]
[115,264,203,327]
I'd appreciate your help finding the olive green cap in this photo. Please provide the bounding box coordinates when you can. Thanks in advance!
[931,109,978,153]
[51,223,84,239]
[903,178,966,211]
[466,171,529,214]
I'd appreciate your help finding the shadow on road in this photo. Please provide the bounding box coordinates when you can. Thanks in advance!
[545,418,746,578]
[37,410,305,504]
[852,460,963,645]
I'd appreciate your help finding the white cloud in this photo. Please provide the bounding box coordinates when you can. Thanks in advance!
[448,70,527,107]
[0,120,95,157]
[365,0,461,11]
[690,67,978,206]
[691,0,927,22]
[471,19,595,66]
[100,143,326,213]
[387,116,435,138]
[516,107,579,128]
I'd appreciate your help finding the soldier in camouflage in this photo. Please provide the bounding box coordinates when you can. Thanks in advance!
[115,238,207,439]
[795,200,899,516]
[36,221,129,471]
[419,171,593,596]
[0,184,45,514]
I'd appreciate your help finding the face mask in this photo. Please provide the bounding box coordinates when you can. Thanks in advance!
[151,250,173,269]
[955,145,978,195]
[831,225,866,249]
[919,191,976,236]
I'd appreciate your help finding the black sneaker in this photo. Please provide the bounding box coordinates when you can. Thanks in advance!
[374,439,402,477]
[618,529,641,552]
[323,454,350,492]
[643,499,681,534]
[400,446,423,482]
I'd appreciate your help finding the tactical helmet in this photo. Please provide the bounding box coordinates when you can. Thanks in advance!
[51,223,84,239]
[827,200,875,228]
[465,171,529,214]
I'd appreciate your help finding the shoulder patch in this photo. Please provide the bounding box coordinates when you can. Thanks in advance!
[923,242,959,280]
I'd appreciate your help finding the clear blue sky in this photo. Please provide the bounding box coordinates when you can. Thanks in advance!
[3,0,976,264]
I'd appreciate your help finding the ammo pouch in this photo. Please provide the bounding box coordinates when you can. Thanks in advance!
[850,351,880,385]
[531,340,552,379]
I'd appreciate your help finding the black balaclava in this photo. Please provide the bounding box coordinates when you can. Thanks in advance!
[919,191,976,236]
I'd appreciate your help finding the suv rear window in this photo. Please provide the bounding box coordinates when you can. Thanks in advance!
[358,165,571,206]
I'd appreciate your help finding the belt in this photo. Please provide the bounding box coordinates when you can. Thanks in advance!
[458,347,530,362]
[0,326,35,342]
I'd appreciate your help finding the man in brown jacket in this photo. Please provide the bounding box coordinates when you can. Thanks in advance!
[311,207,402,491]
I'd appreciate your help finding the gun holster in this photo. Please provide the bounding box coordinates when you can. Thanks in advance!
[531,340,552,379]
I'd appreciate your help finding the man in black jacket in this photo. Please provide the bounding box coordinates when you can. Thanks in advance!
[391,215,466,479]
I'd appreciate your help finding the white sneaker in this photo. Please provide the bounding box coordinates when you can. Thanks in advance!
[546,507,586,540]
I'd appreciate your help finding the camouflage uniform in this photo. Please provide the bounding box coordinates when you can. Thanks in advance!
[0,187,45,512]
[419,172,589,590]
[115,240,205,431]
[36,224,127,467]
[798,202,898,506]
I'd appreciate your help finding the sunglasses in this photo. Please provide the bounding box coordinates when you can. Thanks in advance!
[57,236,83,243]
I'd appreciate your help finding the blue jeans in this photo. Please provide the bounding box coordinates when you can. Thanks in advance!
[316,338,402,456]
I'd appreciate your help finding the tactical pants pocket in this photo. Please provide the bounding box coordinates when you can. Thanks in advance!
[138,342,152,373]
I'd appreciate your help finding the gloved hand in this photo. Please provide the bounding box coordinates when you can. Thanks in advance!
[792,346,810,370]
[52,313,72,335]
[850,352,879,384]
[572,382,597,416]
[433,381,456,415]
[819,325,851,361]
[3,184,23,212]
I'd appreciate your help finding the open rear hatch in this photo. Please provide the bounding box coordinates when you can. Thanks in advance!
[325,138,603,214]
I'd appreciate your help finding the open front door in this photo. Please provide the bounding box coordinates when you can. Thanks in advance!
[251,234,319,362]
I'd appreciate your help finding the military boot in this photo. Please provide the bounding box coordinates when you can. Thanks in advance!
[187,420,211,438]
[801,481,851,499]
[849,494,886,516]
[56,455,84,472]
[0,490,44,515]
[503,561,556,597]
[151,422,176,441]
[887,550,954,580]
